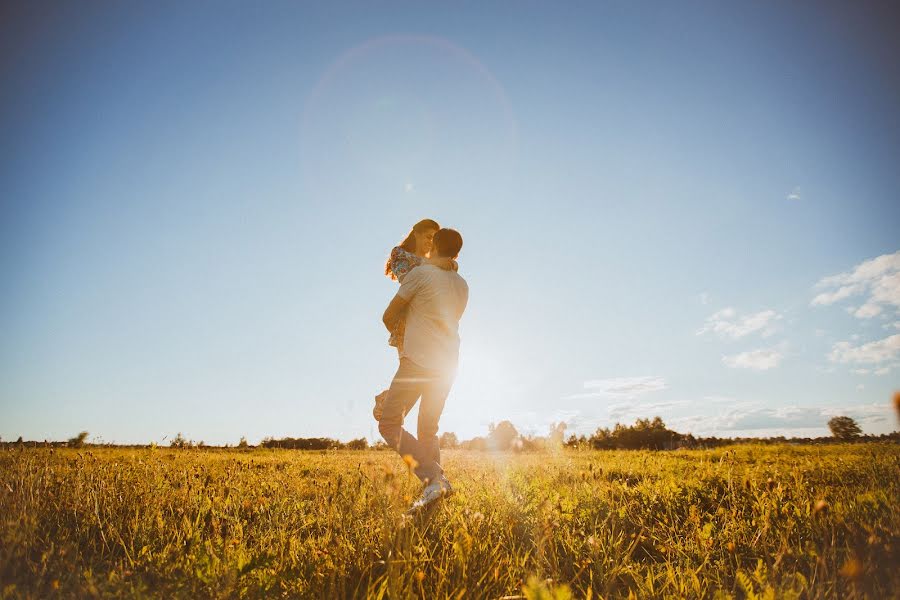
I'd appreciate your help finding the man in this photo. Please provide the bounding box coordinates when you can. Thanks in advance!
[378,228,468,513]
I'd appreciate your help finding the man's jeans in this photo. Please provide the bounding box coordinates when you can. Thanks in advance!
[378,358,454,485]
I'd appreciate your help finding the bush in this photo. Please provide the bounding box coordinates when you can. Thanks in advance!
[67,431,89,448]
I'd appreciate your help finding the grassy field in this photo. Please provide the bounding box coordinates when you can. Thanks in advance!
[1,444,898,599]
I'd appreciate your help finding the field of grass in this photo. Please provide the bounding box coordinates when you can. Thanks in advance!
[1,444,898,599]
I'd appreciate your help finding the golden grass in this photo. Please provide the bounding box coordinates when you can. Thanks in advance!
[1,444,897,598]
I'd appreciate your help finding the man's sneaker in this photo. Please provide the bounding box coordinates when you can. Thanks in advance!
[373,390,388,421]
[439,475,453,497]
[407,476,453,514]
[406,477,451,514]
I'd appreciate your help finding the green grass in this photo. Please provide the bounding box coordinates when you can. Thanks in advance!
[1,444,897,598]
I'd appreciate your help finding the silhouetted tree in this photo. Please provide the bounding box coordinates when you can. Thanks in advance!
[346,438,368,450]
[238,436,249,449]
[259,436,340,450]
[548,422,567,448]
[439,432,459,449]
[67,431,89,448]
[463,436,487,451]
[588,417,681,449]
[828,416,861,440]
[487,421,519,450]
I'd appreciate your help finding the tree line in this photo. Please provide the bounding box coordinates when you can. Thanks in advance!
[4,414,897,451]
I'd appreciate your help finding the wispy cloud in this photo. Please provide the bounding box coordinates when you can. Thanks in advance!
[829,334,900,365]
[811,251,900,319]
[669,402,892,437]
[722,348,783,370]
[607,399,690,420]
[697,307,782,339]
[786,186,801,201]
[702,395,738,403]
[566,376,667,400]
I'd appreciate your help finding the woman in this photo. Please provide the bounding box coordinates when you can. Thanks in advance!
[373,218,455,420]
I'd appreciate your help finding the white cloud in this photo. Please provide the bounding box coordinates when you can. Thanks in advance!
[569,376,667,400]
[828,334,900,365]
[698,292,710,305]
[403,182,415,193]
[812,251,900,319]
[812,284,864,306]
[607,399,689,420]
[786,187,801,201]
[697,307,782,339]
[854,303,882,319]
[722,348,783,370]
[669,402,893,438]
[854,364,897,376]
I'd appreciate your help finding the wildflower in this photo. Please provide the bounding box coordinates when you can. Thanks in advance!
[402,454,419,472]
[813,499,828,515]
[839,558,862,579]
[726,542,736,553]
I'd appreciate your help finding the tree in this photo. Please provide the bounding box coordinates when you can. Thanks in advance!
[439,432,459,449]
[67,431,89,448]
[238,436,249,449]
[488,421,519,451]
[548,422,567,448]
[828,416,861,440]
[170,432,188,449]
[588,417,681,450]
[346,438,368,450]
[464,436,487,451]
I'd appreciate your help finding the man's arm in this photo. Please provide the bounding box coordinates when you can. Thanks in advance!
[382,293,409,333]
[425,256,458,272]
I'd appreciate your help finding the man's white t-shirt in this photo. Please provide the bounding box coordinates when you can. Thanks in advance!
[397,265,469,372]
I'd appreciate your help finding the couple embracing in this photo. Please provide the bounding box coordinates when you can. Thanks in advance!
[374,219,468,514]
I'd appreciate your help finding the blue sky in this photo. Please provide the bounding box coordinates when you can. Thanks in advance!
[1,1,898,444]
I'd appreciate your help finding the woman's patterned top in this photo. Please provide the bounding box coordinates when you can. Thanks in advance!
[387,246,423,349]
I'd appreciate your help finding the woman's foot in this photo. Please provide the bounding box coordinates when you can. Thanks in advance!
[373,390,388,421]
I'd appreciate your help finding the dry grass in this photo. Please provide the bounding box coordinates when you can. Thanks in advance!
[1,444,898,598]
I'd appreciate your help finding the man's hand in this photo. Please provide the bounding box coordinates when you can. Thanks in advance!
[383,293,409,333]
[427,257,458,272]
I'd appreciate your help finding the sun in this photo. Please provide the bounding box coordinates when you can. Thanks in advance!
[446,337,515,433]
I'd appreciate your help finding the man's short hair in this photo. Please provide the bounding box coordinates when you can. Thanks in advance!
[433,228,463,259]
